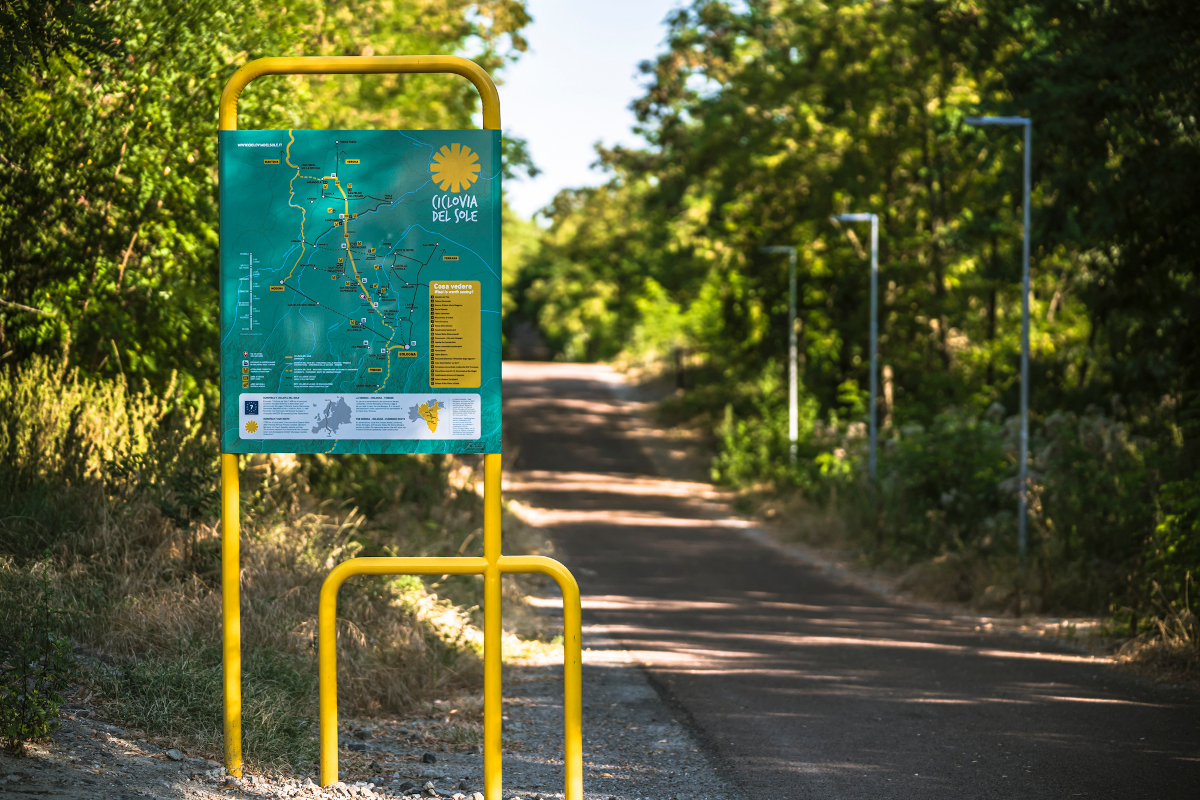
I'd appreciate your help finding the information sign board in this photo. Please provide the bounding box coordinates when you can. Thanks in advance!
[218,129,501,453]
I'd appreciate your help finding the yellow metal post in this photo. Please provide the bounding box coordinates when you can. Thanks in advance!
[220,58,580,798]
[483,452,503,800]
[217,56,499,779]
[319,557,488,785]
[498,556,582,800]
[220,453,242,778]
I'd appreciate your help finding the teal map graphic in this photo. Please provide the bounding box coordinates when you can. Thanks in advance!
[219,129,501,454]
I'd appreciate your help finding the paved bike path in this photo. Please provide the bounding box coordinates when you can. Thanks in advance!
[502,362,1199,800]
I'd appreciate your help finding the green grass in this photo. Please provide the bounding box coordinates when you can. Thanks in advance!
[92,643,318,769]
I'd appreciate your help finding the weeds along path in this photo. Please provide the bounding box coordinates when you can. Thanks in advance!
[501,361,1200,800]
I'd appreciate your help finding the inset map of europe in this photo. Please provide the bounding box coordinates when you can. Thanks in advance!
[219,130,501,454]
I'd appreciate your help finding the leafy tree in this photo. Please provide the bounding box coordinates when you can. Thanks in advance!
[0,0,119,98]
[0,0,531,405]
[511,0,1199,617]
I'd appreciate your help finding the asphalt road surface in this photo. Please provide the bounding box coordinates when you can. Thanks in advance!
[502,362,1199,800]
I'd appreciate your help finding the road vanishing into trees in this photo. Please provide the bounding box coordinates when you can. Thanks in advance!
[502,362,1199,800]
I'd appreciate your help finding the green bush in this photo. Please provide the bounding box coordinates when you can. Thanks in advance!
[713,394,1188,618]
[0,564,76,755]
[710,365,820,488]
[875,410,1014,559]
[1137,477,1200,621]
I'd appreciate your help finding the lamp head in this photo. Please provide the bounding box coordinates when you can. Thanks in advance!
[965,115,1031,126]
[831,213,874,223]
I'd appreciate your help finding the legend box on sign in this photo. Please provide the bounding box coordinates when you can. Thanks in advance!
[428,280,481,388]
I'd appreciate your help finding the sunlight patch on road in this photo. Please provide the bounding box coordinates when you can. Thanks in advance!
[505,470,727,499]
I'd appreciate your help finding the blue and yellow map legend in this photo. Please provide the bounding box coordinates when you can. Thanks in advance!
[218,129,501,454]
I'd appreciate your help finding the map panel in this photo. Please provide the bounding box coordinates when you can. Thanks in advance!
[219,129,501,453]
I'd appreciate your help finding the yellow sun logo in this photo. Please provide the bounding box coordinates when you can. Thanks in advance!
[430,143,481,193]
[244,420,258,433]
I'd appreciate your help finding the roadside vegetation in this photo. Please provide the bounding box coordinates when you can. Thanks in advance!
[0,0,541,766]
[505,0,1199,679]
[0,352,549,767]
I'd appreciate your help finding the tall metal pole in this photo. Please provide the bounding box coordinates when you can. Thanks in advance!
[760,245,799,464]
[830,213,880,480]
[868,215,878,480]
[1018,122,1032,559]
[788,248,798,464]
[964,115,1033,560]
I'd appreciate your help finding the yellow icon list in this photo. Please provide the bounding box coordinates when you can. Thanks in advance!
[429,280,481,388]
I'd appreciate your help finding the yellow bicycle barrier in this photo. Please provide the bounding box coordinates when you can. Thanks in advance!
[218,57,583,800]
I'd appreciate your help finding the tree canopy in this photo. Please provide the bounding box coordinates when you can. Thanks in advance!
[0,0,531,402]
[508,0,1199,616]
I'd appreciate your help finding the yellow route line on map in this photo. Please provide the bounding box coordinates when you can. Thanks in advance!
[379,350,392,393]
[379,342,421,391]
[284,131,314,283]
[331,173,397,394]
[283,131,398,393]
[334,176,392,333]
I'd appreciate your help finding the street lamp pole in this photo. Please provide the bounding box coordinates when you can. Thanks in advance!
[965,115,1032,559]
[760,246,799,464]
[830,213,879,480]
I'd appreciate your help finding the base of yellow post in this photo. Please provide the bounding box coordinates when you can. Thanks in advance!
[314,457,583,800]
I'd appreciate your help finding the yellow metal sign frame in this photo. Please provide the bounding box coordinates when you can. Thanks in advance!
[218,56,582,800]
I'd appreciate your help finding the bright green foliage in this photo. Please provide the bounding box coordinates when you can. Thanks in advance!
[1143,478,1200,618]
[288,0,529,131]
[0,564,76,755]
[1,0,302,401]
[711,364,819,486]
[0,0,531,407]
[511,0,1199,622]
[522,0,1067,418]
[508,181,666,361]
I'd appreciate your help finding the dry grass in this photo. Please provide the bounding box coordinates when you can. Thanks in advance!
[1117,610,1200,684]
[0,357,557,769]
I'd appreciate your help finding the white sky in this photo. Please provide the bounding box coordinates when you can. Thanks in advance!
[496,0,685,220]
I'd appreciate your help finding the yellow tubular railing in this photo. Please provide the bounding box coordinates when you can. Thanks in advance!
[318,556,489,786]
[316,457,584,800]
[497,555,583,800]
[219,58,580,800]
[217,56,500,132]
